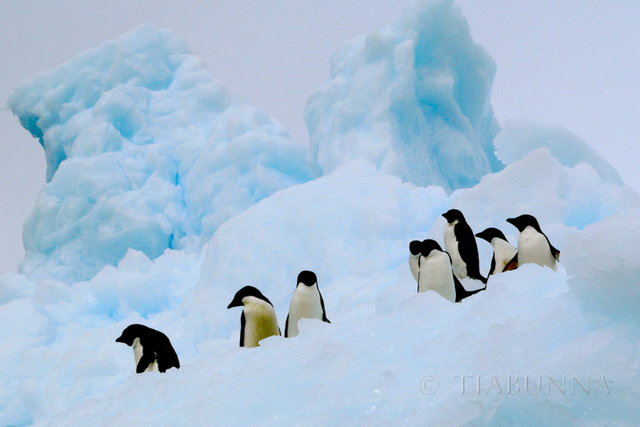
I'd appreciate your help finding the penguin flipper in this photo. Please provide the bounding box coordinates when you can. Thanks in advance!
[543,234,561,261]
[454,275,486,303]
[239,311,246,347]
[504,253,518,272]
[457,227,482,276]
[319,292,331,323]
[284,314,290,338]
[136,352,155,374]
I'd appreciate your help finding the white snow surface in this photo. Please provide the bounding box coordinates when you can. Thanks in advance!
[2,1,640,425]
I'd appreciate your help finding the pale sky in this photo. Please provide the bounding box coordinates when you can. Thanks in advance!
[1,0,638,275]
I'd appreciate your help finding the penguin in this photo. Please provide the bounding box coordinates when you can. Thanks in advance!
[442,209,487,283]
[116,324,180,374]
[506,214,560,271]
[284,270,330,338]
[475,227,518,276]
[227,285,281,348]
[416,239,486,303]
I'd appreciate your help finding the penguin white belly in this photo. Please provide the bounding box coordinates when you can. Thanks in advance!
[492,238,518,274]
[132,337,158,372]
[518,227,556,270]
[287,285,324,337]
[243,301,280,348]
[444,222,467,278]
[408,255,420,282]
[418,252,456,303]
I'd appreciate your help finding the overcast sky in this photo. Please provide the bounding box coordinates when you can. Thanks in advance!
[1,0,638,275]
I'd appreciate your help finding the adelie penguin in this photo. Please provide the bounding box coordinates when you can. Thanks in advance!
[475,227,518,276]
[409,239,486,303]
[506,214,560,271]
[284,270,330,338]
[116,324,180,373]
[442,209,487,283]
[227,285,281,347]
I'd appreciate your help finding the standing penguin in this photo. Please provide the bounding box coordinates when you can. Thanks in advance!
[415,239,486,303]
[284,270,330,338]
[227,285,281,347]
[116,324,180,374]
[442,209,486,283]
[475,227,518,276]
[506,214,560,270]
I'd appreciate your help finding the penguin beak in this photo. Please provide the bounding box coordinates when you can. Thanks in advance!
[506,217,516,227]
[227,297,242,309]
[115,334,131,345]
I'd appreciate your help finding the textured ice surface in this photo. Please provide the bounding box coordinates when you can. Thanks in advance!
[305,0,503,191]
[9,25,314,283]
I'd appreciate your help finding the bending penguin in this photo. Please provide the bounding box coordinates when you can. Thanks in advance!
[227,285,281,347]
[475,227,518,276]
[284,270,330,338]
[116,324,180,373]
[506,214,560,271]
[442,209,487,284]
[410,239,486,303]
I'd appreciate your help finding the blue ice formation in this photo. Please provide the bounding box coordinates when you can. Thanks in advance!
[3,1,640,425]
[9,25,314,283]
[305,0,503,191]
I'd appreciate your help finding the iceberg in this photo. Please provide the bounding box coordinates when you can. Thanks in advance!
[305,0,503,191]
[9,25,314,283]
[2,1,640,425]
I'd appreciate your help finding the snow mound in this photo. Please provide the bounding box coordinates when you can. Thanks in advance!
[564,214,640,320]
[4,156,637,426]
[494,119,623,185]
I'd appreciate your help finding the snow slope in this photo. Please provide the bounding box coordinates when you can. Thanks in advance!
[2,1,640,425]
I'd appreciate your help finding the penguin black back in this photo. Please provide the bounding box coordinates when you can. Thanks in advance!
[442,209,486,284]
[116,324,180,373]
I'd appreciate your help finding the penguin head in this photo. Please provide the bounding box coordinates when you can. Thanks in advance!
[116,324,149,346]
[419,239,443,257]
[507,214,541,232]
[297,270,318,287]
[409,240,422,256]
[442,209,466,225]
[227,285,274,309]
[475,227,507,243]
